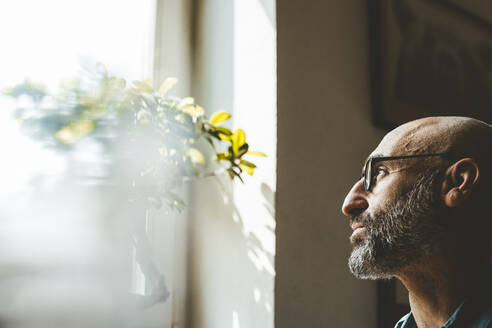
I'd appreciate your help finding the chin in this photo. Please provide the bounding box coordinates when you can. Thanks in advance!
[348,239,397,280]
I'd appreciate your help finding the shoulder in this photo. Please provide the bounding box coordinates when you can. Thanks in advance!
[471,308,492,328]
[451,295,492,328]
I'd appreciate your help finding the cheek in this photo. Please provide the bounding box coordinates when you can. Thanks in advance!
[369,174,417,204]
[366,187,407,222]
[366,188,398,213]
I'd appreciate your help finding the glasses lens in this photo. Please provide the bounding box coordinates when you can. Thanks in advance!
[364,159,372,190]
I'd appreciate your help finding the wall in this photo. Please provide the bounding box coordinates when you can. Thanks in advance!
[189,0,387,327]
[189,0,276,328]
[153,1,193,327]
[276,1,386,327]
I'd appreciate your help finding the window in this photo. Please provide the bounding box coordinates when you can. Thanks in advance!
[0,1,180,327]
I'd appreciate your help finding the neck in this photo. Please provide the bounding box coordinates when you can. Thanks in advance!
[399,269,463,327]
[396,248,486,328]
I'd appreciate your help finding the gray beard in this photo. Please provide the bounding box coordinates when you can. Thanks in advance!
[348,171,446,280]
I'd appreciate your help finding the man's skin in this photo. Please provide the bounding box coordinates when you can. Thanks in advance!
[342,117,492,328]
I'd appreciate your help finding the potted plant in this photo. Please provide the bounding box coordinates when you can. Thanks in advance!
[3,63,265,309]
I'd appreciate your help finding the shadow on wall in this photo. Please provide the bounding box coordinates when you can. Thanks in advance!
[189,176,275,328]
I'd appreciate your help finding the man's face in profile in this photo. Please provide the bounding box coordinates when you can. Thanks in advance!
[346,166,446,280]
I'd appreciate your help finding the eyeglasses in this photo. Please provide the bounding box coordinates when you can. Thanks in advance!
[361,152,449,191]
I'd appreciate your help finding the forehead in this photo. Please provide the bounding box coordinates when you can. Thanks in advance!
[370,132,407,158]
[369,119,443,158]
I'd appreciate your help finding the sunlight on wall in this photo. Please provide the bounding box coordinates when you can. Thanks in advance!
[229,1,278,328]
[190,0,276,326]
[233,0,276,252]
[233,0,277,316]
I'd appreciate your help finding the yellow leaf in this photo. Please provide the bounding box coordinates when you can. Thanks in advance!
[210,111,231,125]
[218,133,231,141]
[133,80,153,93]
[216,152,230,161]
[178,97,194,108]
[246,151,267,157]
[159,77,178,95]
[1,87,13,95]
[231,129,246,154]
[114,78,126,89]
[216,126,232,135]
[187,148,205,164]
[180,104,205,119]
[143,78,153,88]
[55,120,95,144]
[239,159,256,168]
[239,164,255,175]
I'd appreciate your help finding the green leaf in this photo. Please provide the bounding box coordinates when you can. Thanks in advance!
[210,111,231,125]
[228,168,244,183]
[237,143,249,158]
[141,94,157,111]
[159,77,178,95]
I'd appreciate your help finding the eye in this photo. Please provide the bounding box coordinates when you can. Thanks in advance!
[374,167,387,179]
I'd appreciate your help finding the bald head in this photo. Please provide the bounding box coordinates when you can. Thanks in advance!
[378,117,492,180]
[343,117,492,279]
[383,116,492,155]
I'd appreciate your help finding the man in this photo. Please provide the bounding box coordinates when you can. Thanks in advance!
[341,117,492,328]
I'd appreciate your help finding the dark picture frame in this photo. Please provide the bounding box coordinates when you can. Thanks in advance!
[369,0,492,130]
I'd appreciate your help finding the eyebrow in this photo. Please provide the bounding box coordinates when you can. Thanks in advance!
[365,153,385,163]
[370,153,385,159]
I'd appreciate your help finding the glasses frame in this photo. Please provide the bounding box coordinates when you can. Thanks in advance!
[361,152,449,191]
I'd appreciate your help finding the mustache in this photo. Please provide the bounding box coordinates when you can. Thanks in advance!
[349,213,374,230]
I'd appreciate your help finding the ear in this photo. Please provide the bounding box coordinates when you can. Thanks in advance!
[441,158,480,207]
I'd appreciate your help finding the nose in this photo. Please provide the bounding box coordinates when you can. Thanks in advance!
[341,178,369,217]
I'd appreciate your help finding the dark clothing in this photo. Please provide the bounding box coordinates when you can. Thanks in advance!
[394,288,492,328]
